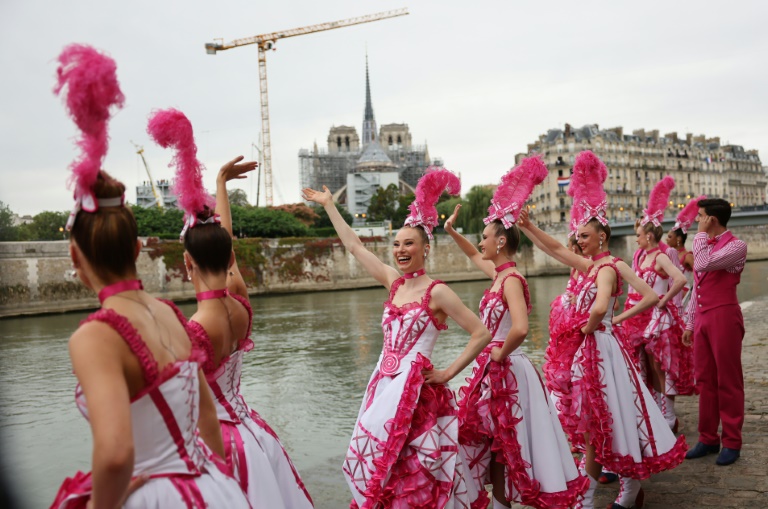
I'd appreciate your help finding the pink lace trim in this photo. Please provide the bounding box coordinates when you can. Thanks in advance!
[81,309,158,385]
[358,353,457,509]
[644,304,695,395]
[384,279,448,331]
[571,332,688,479]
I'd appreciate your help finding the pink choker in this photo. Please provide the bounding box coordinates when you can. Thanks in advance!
[495,261,516,273]
[98,280,143,304]
[592,251,611,262]
[403,269,426,279]
[196,288,229,301]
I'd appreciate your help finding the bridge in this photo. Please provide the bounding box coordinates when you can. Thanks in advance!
[609,209,768,237]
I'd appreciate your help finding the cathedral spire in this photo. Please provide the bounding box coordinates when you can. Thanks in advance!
[362,53,377,146]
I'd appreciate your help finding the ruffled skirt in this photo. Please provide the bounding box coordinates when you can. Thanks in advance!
[50,459,250,509]
[643,305,694,396]
[566,327,688,478]
[343,353,476,509]
[458,345,588,509]
[221,407,314,508]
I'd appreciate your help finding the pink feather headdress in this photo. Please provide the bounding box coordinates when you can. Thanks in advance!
[640,176,675,227]
[673,195,706,234]
[484,155,548,228]
[570,151,608,227]
[403,166,461,239]
[146,108,216,239]
[53,44,125,230]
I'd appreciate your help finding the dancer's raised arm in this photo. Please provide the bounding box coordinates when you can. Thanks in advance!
[303,185,399,288]
[216,156,258,299]
[422,285,492,384]
[517,209,592,273]
[444,203,495,278]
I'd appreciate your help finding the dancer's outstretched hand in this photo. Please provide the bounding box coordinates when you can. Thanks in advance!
[517,209,532,229]
[302,185,333,206]
[444,204,461,233]
[422,368,450,385]
[219,155,258,183]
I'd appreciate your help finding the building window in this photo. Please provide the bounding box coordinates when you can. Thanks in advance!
[337,137,342,149]
[345,136,350,150]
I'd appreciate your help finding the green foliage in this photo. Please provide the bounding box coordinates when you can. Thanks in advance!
[366,184,400,222]
[311,205,353,228]
[24,211,69,240]
[131,206,184,237]
[0,201,19,241]
[231,206,309,238]
[463,185,495,235]
[393,193,414,226]
[228,189,250,208]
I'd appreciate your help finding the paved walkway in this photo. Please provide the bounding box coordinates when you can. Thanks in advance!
[514,298,768,508]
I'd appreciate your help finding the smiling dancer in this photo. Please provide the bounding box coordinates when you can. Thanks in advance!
[516,151,687,509]
[619,177,690,431]
[147,108,313,508]
[445,156,588,509]
[50,45,249,509]
[303,168,491,509]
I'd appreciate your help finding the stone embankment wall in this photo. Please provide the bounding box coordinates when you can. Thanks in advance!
[2,226,768,317]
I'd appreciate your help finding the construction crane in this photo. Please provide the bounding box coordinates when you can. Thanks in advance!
[131,141,164,209]
[205,7,409,206]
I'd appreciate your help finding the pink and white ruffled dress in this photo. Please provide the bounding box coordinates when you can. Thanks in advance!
[544,271,583,407]
[343,278,476,509]
[188,294,314,509]
[458,273,588,509]
[561,263,687,478]
[50,303,250,509]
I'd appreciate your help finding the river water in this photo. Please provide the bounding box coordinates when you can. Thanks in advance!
[2,261,767,509]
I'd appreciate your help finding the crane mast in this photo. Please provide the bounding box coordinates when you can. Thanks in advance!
[205,8,408,206]
[132,142,164,209]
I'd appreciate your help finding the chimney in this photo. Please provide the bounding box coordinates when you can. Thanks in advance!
[664,132,678,142]
[608,126,623,138]
[565,123,572,137]
[649,130,659,142]
[686,133,693,145]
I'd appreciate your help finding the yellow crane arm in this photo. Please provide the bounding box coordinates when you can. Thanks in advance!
[205,8,408,53]
[132,142,164,209]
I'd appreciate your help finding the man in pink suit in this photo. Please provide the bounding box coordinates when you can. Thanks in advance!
[682,198,747,466]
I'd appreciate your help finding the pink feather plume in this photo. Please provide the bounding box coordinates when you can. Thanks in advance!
[146,108,214,217]
[645,176,675,218]
[675,194,706,233]
[485,155,547,224]
[405,166,461,233]
[53,44,125,196]
[570,151,608,225]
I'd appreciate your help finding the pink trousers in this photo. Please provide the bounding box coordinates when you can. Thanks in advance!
[693,304,745,449]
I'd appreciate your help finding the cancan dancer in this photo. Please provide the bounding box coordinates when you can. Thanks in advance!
[445,156,589,509]
[50,44,249,509]
[147,108,313,508]
[516,151,687,509]
[618,177,690,431]
[303,168,492,509]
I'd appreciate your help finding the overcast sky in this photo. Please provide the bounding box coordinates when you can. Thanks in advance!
[1,0,766,216]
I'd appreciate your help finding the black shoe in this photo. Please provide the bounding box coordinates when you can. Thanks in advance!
[685,441,720,459]
[715,447,740,466]
[599,471,618,484]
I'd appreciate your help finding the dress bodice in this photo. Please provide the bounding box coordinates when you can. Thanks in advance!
[575,263,623,331]
[628,250,667,300]
[378,278,446,376]
[74,303,208,477]
[187,293,254,424]
[479,273,531,347]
